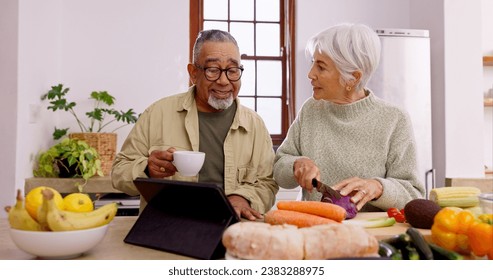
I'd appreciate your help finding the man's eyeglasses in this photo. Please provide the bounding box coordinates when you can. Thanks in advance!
[195,65,244,82]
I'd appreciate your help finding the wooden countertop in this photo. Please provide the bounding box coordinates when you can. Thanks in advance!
[0,213,427,260]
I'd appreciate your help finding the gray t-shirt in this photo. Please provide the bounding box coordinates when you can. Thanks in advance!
[197,103,237,186]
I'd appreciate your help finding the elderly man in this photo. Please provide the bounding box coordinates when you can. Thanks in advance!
[112,29,278,220]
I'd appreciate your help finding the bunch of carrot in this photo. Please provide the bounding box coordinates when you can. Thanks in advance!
[264,201,347,228]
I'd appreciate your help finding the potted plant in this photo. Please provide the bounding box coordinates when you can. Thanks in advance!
[41,84,138,175]
[33,137,104,192]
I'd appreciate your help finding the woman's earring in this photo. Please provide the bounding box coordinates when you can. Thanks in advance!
[346,86,352,91]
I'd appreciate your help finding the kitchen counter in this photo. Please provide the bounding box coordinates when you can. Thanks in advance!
[0,213,428,260]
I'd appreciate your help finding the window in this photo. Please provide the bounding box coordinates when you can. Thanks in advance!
[190,0,296,145]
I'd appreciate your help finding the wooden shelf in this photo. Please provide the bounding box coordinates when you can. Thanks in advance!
[445,177,493,193]
[24,176,121,194]
[484,56,493,66]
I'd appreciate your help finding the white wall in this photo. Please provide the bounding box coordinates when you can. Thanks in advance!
[0,0,19,217]
[409,0,485,182]
[483,0,493,56]
[442,0,484,178]
[295,0,411,110]
[408,0,448,187]
[482,0,493,172]
[58,0,190,144]
[17,0,170,195]
[17,0,62,199]
[2,0,190,217]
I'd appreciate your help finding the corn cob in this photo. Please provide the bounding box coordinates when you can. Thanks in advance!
[429,186,481,208]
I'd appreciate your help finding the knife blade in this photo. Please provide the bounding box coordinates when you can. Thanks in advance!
[312,178,342,199]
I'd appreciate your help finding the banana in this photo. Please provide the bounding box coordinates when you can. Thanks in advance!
[59,202,118,220]
[36,194,50,231]
[6,189,43,231]
[43,189,118,231]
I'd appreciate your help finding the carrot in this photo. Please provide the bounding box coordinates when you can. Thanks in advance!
[276,201,346,222]
[264,209,338,228]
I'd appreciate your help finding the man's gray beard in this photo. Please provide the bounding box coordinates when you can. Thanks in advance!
[208,94,234,110]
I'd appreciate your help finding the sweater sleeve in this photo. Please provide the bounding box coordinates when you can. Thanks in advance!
[273,105,309,189]
[368,112,425,210]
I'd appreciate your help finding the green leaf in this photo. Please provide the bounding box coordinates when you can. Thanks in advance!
[43,84,66,100]
[32,137,104,192]
[111,109,138,124]
[85,153,94,161]
[53,127,69,140]
[90,91,115,106]
[43,165,53,174]
[67,156,77,167]
[41,84,139,141]
[86,108,103,121]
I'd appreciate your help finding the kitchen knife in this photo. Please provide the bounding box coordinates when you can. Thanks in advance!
[312,178,342,199]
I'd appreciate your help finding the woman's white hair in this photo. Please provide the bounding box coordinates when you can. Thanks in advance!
[306,23,381,92]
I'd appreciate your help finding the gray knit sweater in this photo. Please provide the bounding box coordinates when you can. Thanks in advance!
[273,90,425,211]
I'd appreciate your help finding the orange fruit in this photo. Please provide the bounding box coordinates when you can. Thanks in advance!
[25,186,64,220]
[63,193,94,212]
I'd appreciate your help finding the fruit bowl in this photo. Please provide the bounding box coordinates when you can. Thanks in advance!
[478,192,493,214]
[9,224,108,259]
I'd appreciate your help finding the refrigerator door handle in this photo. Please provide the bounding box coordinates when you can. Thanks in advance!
[425,168,436,199]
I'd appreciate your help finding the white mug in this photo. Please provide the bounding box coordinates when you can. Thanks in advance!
[172,151,205,177]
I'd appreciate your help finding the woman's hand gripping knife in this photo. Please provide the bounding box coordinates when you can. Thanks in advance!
[293,157,320,192]
[293,157,382,211]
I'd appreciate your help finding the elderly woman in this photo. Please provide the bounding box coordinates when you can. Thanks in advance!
[274,23,424,211]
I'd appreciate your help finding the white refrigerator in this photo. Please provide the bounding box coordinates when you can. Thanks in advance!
[366,29,435,197]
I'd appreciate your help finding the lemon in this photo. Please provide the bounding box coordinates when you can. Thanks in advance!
[63,193,94,212]
[25,186,64,220]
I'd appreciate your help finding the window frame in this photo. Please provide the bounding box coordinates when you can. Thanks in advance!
[189,0,296,146]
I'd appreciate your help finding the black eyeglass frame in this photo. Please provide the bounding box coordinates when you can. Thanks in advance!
[194,65,244,82]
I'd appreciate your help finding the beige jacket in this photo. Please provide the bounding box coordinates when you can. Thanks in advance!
[111,86,279,213]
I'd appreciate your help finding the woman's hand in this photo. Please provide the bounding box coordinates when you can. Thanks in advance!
[293,158,320,192]
[147,147,178,178]
[331,177,383,210]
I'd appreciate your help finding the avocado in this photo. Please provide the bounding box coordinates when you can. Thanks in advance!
[404,199,441,229]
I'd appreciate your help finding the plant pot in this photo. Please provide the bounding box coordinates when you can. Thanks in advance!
[57,158,80,178]
[69,133,117,176]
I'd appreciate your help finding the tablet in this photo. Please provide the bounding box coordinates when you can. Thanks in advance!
[124,177,239,259]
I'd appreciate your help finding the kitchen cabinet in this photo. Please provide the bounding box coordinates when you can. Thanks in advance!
[483,56,493,173]
[484,57,493,107]
[484,56,493,66]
